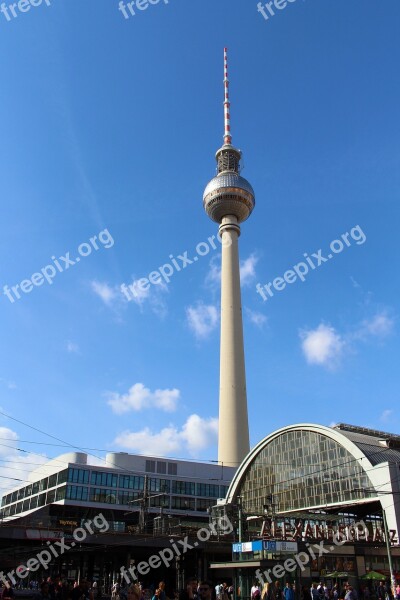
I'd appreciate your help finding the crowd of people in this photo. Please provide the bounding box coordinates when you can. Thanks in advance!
[0,577,101,600]
[250,580,400,600]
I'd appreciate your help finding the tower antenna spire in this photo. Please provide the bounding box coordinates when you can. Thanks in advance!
[223,47,232,146]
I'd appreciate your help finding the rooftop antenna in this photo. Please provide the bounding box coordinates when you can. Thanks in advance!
[223,47,232,146]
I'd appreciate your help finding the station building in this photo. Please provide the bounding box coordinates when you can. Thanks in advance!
[211,423,400,594]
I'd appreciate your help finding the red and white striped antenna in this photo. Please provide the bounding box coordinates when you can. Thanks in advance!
[223,47,232,145]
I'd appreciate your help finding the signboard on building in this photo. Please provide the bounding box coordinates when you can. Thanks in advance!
[232,540,297,553]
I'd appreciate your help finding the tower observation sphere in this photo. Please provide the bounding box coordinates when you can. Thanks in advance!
[203,161,255,224]
[202,48,255,468]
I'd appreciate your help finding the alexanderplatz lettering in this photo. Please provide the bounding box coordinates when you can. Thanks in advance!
[260,520,398,544]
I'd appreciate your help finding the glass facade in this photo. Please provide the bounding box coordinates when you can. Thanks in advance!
[172,480,195,495]
[236,429,374,513]
[1,464,230,517]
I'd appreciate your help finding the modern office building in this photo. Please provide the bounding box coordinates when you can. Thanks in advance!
[1,451,234,522]
[0,451,235,586]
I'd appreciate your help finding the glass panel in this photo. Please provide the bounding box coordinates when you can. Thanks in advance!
[236,430,375,514]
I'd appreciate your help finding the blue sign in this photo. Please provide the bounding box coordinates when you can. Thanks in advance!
[263,541,277,551]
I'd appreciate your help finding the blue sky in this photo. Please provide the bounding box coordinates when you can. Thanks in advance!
[0,0,399,493]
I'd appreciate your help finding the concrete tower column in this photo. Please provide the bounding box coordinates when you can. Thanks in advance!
[218,215,249,466]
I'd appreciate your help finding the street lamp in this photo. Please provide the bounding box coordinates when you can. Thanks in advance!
[353,487,398,594]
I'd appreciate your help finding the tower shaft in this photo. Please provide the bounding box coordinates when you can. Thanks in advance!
[218,215,250,467]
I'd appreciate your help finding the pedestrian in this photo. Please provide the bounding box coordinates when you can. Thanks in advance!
[262,584,273,600]
[1,585,14,600]
[179,579,198,600]
[214,585,222,600]
[252,584,261,600]
[284,584,294,600]
[377,583,386,600]
[311,585,320,600]
[344,586,356,600]
[198,582,213,600]
[274,582,283,600]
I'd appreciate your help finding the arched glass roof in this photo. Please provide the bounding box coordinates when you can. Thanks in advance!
[226,425,377,515]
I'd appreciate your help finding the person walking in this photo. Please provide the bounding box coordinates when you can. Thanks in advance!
[284,584,294,600]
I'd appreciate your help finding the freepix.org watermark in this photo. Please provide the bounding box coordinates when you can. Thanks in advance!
[256,520,367,584]
[0,513,109,587]
[256,225,366,302]
[0,0,51,22]
[118,0,169,20]
[2,228,114,304]
[257,0,298,22]
[121,233,231,301]
[120,516,234,582]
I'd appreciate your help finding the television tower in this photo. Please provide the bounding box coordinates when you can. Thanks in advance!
[203,48,255,467]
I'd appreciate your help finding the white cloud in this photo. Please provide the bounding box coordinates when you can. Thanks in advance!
[359,312,395,338]
[114,414,218,457]
[114,427,181,456]
[66,341,80,354]
[0,379,16,390]
[107,383,180,415]
[206,253,259,289]
[380,409,393,423]
[91,281,118,306]
[245,308,267,328]
[240,253,259,286]
[350,276,361,289]
[0,427,48,498]
[300,324,344,368]
[123,279,169,318]
[180,414,218,454]
[186,303,218,339]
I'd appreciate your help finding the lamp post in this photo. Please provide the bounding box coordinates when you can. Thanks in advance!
[354,488,399,595]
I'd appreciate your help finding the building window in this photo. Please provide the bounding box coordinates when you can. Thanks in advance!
[56,486,66,501]
[148,478,170,493]
[157,462,166,474]
[119,475,144,490]
[168,463,177,476]
[149,495,170,508]
[32,482,39,495]
[22,499,30,512]
[17,488,25,501]
[196,483,219,497]
[90,471,118,488]
[47,489,56,504]
[48,474,58,489]
[145,460,156,473]
[119,490,141,505]
[197,498,214,512]
[30,496,38,509]
[219,485,229,498]
[89,488,118,504]
[171,497,195,510]
[68,468,90,485]
[58,469,68,485]
[172,480,195,495]
[66,486,89,501]
[39,478,48,492]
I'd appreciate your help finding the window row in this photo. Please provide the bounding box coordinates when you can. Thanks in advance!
[1,485,218,516]
[2,470,229,507]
